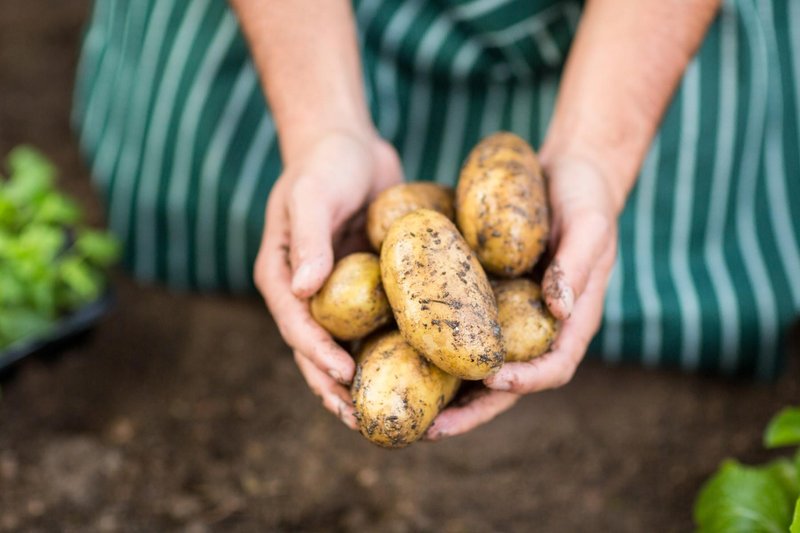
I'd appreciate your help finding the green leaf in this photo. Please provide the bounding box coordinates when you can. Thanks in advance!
[694,460,794,533]
[31,193,81,226]
[766,458,800,500]
[58,256,103,304]
[0,268,26,306]
[4,146,56,205]
[765,407,800,448]
[791,497,800,533]
[7,145,56,179]
[27,269,58,318]
[18,225,65,262]
[794,448,800,480]
[0,195,17,228]
[75,230,120,266]
[0,308,53,348]
[0,231,11,255]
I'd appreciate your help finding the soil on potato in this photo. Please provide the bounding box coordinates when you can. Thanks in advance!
[1,2,799,531]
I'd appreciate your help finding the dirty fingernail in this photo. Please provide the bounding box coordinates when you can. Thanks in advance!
[328,369,344,383]
[560,283,575,317]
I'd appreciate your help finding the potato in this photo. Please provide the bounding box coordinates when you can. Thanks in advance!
[352,330,460,448]
[310,253,392,341]
[455,131,550,277]
[380,208,505,380]
[493,279,559,362]
[367,182,454,252]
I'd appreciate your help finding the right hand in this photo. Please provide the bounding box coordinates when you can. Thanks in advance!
[254,130,404,428]
[426,155,619,440]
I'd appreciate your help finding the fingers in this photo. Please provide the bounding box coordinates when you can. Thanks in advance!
[254,183,355,383]
[485,245,616,394]
[253,136,406,434]
[543,209,612,320]
[483,351,580,395]
[425,390,519,441]
[541,155,617,321]
[294,351,357,430]
[262,246,355,382]
[288,177,335,298]
[285,136,380,298]
[278,135,403,299]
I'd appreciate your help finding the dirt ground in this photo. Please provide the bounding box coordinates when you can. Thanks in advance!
[1,1,799,532]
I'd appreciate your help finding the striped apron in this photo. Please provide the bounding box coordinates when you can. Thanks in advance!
[73,0,800,378]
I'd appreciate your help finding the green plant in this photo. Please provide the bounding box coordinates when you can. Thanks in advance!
[0,146,119,350]
[694,407,800,532]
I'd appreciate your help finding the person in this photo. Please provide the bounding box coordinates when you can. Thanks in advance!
[73,0,800,439]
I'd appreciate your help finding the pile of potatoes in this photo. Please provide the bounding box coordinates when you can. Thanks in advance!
[310,132,559,448]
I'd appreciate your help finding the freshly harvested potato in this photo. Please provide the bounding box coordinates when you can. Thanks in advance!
[380,208,505,380]
[367,182,454,251]
[455,131,550,277]
[310,253,392,341]
[493,279,559,362]
[352,330,460,448]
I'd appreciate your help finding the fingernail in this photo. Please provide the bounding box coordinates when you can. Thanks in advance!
[544,262,574,319]
[336,398,357,429]
[425,428,443,440]
[292,264,312,294]
[561,283,575,318]
[335,397,348,415]
[487,377,511,391]
[328,369,344,384]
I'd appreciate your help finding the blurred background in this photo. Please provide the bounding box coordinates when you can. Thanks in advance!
[0,1,798,531]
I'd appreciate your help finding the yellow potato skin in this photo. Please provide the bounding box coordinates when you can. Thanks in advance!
[352,330,460,448]
[380,208,505,380]
[367,182,454,252]
[455,131,550,278]
[310,253,393,341]
[493,279,559,362]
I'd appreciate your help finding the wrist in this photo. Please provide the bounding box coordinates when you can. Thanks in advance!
[278,118,377,168]
[539,134,630,217]
[232,0,374,166]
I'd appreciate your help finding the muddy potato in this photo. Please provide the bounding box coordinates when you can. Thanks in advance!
[493,279,559,362]
[380,208,505,380]
[352,330,460,448]
[367,182,454,251]
[310,253,392,341]
[455,131,550,277]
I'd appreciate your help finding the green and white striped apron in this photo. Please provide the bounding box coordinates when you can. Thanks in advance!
[73,0,800,378]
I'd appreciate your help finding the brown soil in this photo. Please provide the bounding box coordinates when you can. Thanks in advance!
[1,2,798,531]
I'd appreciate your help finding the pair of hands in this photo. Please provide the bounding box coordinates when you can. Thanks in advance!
[254,129,619,440]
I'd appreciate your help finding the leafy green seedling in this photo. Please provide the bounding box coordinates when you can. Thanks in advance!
[695,407,800,533]
[0,146,119,350]
[765,408,800,449]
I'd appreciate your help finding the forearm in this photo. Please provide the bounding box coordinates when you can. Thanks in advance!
[229,0,372,163]
[541,0,721,213]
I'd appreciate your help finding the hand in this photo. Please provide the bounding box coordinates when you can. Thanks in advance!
[254,130,403,428]
[427,155,619,440]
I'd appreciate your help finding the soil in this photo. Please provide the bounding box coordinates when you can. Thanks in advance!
[1,1,799,532]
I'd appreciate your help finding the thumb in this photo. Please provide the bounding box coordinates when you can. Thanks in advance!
[543,209,613,320]
[288,177,336,298]
[540,155,618,321]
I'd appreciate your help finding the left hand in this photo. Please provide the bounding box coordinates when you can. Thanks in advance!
[426,155,619,440]
[254,132,403,429]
